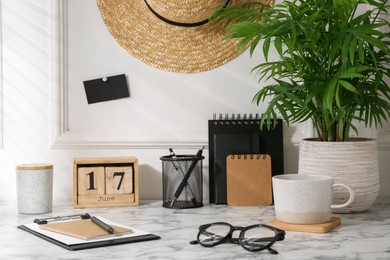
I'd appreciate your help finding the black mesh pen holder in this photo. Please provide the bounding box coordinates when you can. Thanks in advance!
[160,155,204,209]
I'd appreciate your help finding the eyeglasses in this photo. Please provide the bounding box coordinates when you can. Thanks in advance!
[190,222,285,254]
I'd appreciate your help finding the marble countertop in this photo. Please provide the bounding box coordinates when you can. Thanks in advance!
[1,198,390,260]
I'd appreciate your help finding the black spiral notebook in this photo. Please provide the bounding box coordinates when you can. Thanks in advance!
[208,113,284,204]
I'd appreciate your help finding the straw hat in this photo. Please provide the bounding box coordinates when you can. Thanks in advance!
[97,0,273,73]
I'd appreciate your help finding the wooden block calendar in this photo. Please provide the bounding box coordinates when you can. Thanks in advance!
[73,157,138,208]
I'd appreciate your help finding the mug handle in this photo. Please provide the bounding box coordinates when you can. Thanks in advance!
[330,184,355,209]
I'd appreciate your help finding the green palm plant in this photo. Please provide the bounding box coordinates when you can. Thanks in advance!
[211,0,390,141]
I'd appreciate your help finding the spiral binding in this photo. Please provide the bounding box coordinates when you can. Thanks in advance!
[230,154,267,159]
[211,113,262,125]
[212,113,260,120]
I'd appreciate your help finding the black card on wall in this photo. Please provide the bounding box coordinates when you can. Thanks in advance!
[83,74,130,104]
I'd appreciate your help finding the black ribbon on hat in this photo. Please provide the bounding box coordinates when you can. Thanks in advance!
[144,0,231,27]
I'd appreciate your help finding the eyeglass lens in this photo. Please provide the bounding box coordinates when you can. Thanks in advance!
[198,224,230,246]
[240,226,277,251]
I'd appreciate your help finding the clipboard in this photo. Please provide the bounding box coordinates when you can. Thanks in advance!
[17,214,160,251]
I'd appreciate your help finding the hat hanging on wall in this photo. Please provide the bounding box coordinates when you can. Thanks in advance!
[97,0,273,74]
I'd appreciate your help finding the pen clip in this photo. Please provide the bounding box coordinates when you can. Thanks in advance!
[34,213,91,225]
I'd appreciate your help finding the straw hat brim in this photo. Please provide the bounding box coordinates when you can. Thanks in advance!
[97,0,272,73]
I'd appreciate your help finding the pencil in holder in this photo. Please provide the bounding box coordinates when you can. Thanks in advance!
[160,155,204,209]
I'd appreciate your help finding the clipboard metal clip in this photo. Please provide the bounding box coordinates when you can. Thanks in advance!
[34,213,91,225]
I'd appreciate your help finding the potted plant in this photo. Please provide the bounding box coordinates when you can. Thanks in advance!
[211,0,390,212]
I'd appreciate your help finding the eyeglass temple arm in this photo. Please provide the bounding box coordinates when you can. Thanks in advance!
[268,247,278,254]
[244,236,277,243]
[276,231,285,241]
[201,231,225,239]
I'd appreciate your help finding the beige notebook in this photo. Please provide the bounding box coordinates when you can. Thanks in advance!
[227,154,272,206]
[39,219,132,240]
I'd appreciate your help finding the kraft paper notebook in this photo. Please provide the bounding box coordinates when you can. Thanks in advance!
[227,154,272,206]
[39,219,132,240]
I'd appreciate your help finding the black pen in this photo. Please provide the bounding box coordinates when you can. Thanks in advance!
[169,148,198,207]
[91,216,114,234]
[170,146,204,207]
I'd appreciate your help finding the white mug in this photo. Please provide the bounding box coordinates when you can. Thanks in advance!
[272,174,355,224]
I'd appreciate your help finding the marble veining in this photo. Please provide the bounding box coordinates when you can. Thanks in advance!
[0,198,389,259]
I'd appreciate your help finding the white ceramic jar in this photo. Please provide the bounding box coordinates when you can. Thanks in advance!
[16,163,53,214]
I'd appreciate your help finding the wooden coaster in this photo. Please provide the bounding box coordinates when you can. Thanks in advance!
[267,217,341,233]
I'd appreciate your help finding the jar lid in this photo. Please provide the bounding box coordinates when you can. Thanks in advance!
[16,163,53,170]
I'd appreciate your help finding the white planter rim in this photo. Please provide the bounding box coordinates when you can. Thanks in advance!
[302,137,376,143]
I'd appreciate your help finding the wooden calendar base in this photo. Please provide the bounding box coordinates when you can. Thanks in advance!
[267,217,341,233]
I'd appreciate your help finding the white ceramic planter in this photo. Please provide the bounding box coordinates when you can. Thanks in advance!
[298,138,379,213]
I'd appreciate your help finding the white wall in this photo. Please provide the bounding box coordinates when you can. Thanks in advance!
[1,0,389,204]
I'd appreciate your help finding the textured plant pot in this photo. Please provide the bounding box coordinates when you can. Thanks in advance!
[298,138,379,213]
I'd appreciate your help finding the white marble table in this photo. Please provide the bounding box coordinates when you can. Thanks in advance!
[1,198,389,260]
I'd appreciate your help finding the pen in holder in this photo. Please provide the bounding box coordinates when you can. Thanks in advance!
[160,148,204,209]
